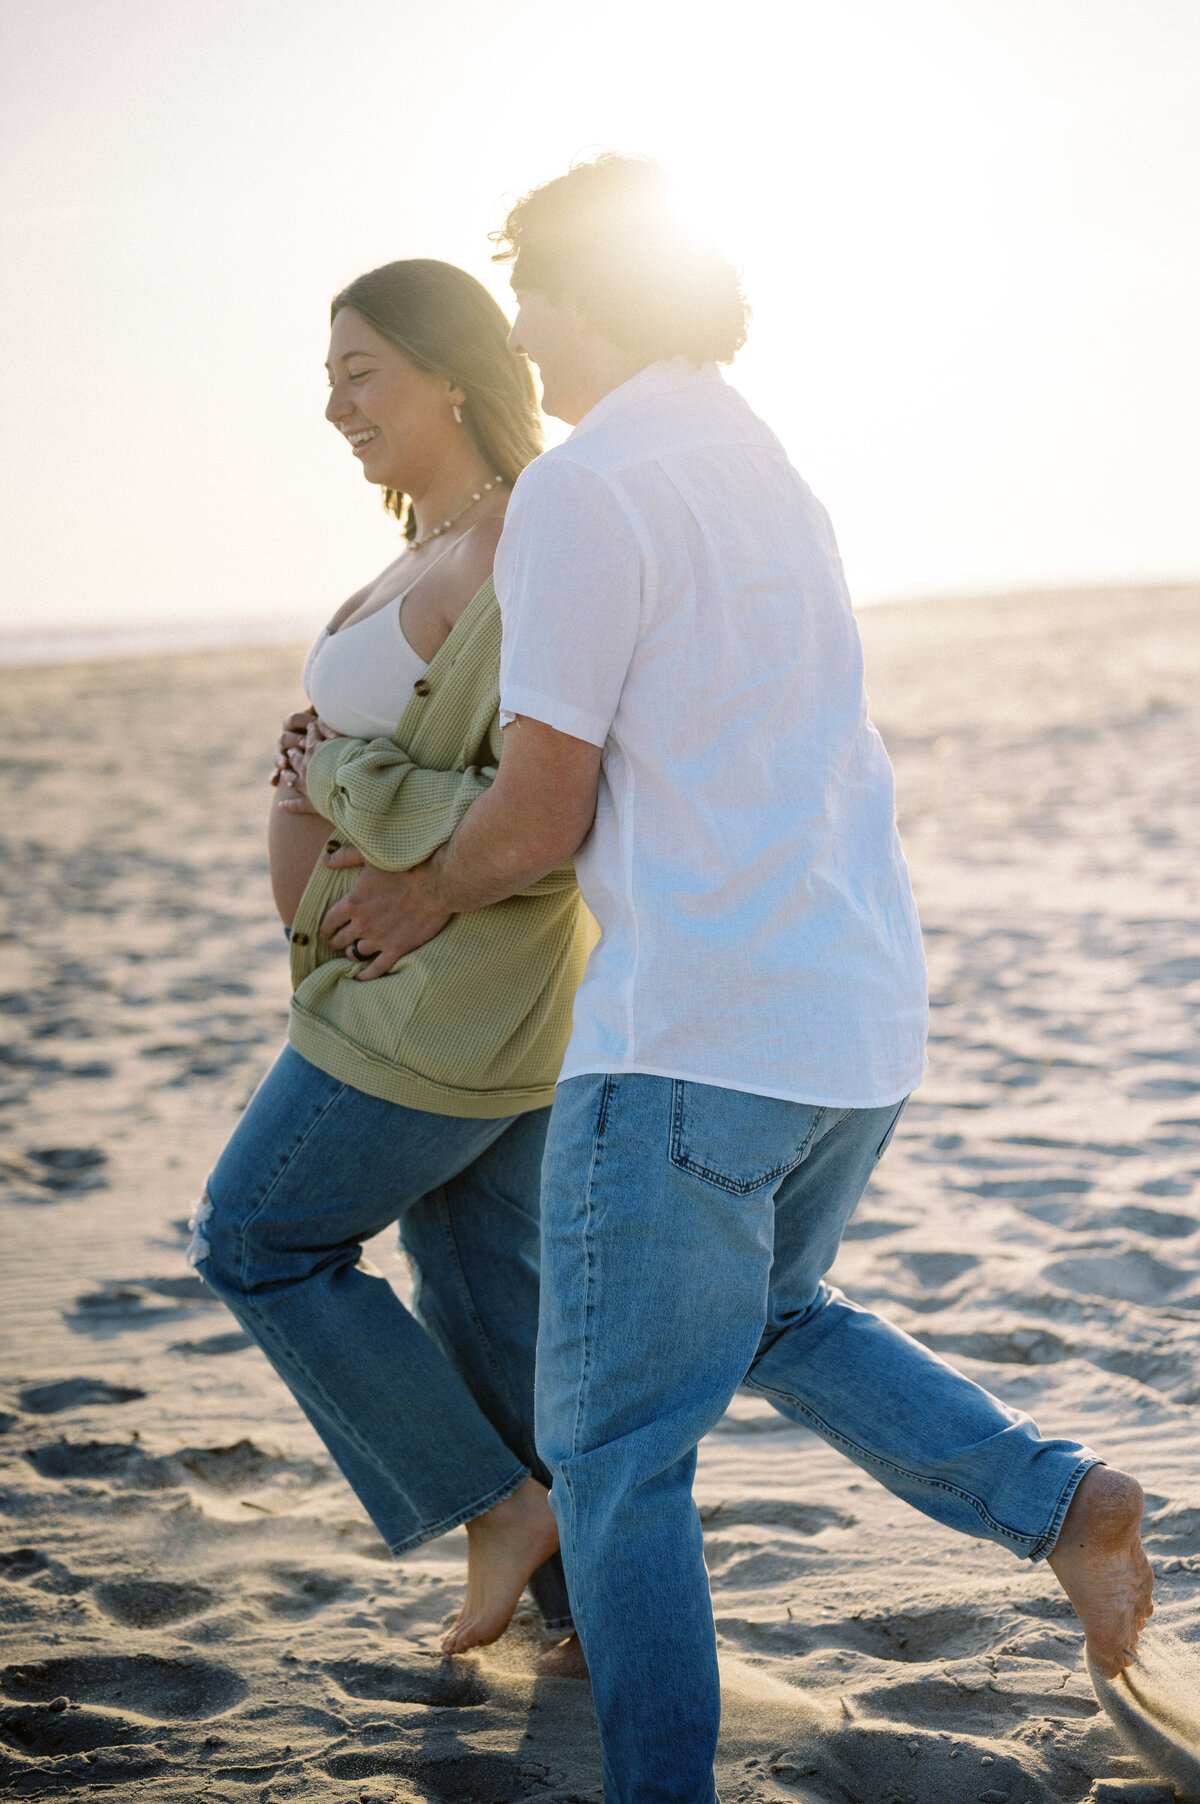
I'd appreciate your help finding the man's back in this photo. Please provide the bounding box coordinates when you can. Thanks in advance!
[496,357,927,1109]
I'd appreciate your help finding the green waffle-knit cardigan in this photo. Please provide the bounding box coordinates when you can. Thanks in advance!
[287,577,591,1118]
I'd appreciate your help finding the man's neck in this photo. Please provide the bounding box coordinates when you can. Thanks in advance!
[559,344,650,426]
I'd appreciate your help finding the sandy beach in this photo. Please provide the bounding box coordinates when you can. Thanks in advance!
[2,582,1199,1803]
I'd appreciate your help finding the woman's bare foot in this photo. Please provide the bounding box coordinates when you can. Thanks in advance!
[533,1632,590,1680]
[1046,1465,1154,1676]
[441,1478,560,1656]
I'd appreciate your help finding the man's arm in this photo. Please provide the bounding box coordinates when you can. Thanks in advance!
[319,717,601,978]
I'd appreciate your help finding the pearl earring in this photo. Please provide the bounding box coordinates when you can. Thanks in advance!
[452,401,463,424]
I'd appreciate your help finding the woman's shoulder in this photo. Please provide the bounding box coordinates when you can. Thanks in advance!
[446,511,505,583]
[430,513,505,626]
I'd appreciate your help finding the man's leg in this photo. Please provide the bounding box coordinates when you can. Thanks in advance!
[195,1046,536,1553]
[537,1076,787,1804]
[745,1101,1153,1672]
[537,1078,1153,1804]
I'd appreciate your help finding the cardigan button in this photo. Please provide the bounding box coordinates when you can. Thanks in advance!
[291,932,309,946]
[412,679,432,696]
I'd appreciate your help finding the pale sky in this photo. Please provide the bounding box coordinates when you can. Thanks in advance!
[2,0,1198,640]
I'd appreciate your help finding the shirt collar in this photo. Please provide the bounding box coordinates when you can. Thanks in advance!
[569,358,725,439]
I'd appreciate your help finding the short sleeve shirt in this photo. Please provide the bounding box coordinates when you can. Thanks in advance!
[495,359,928,1109]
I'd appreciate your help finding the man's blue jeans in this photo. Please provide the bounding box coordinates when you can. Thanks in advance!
[192,1046,571,1629]
[536,1075,1097,1803]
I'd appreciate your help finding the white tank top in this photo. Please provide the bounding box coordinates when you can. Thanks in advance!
[303,543,460,738]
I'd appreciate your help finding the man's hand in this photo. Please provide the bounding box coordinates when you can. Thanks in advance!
[316,714,600,980]
[319,852,453,980]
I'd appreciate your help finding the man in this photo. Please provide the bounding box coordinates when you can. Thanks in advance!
[316,155,1152,1803]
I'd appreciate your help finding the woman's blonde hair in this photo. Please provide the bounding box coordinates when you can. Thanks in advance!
[331,259,543,535]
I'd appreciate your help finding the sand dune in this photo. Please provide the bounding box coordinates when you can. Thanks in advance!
[1,584,1198,1801]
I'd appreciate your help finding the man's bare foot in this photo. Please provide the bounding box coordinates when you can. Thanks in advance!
[441,1478,559,1656]
[1046,1465,1154,1676]
[533,1632,590,1680]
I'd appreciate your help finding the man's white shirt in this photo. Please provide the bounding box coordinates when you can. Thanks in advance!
[495,358,928,1109]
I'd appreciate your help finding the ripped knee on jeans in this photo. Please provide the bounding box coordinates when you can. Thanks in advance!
[187,1188,214,1272]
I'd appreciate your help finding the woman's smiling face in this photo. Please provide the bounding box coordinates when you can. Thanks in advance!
[324,306,457,495]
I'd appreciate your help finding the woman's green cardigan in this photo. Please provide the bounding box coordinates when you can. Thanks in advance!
[288,577,591,1118]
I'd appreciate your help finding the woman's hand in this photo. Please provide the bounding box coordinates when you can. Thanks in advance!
[270,707,317,789]
[273,707,320,814]
[276,714,343,814]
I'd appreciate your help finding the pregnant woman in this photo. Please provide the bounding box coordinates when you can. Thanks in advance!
[190,260,590,1666]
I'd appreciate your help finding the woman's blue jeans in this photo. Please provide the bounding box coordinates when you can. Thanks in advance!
[191,1045,571,1630]
[536,1075,1099,1803]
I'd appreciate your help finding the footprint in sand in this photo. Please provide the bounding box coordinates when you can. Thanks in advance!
[169,1330,253,1355]
[93,1578,214,1629]
[1042,1248,1193,1305]
[1,1652,246,1719]
[890,1250,982,1289]
[954,1177,1093,1201]
[172,1439,284,1492]
[700,1499,857,1534]
[706,1544,829,1589]
[718,1601,1002,1665]
[0,1548,87,1595]
[139,1033,266,1083]
[1142,956,1200,987]
[800,1719,1050,1804]
[1129,1077,1200,1100]
[25,1440,176,1490]
[1141,1501,1200,1554]
[0,1549,53,1583]
[718,1657,1059,1803]
[66,1285,178,1332]
[67,1275,218,1334]
[164,976,254,1003]
[850,1671,1098,1733]
[255,1567,351,1619]
[324,1654,486,1708]
[322,1746,520,1797]
[916,1326,1071,1366]
[5,1147,109,1201]
[17,1377,145,1414]
[26,1436,297,1495]
[840,1216,911,1241]
[1086,1203,1197,1237]
[0,1699,148,1759]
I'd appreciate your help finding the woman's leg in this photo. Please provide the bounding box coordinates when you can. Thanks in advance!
[192,1046,531,1554]
[399,1108,572,1632]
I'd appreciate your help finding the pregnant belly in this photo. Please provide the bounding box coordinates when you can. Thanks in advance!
[268,791,337,926]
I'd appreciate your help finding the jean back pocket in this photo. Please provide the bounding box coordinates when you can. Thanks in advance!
[668,1080,828,1195]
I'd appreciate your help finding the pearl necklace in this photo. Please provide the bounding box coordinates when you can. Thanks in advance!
[411,477,505,550]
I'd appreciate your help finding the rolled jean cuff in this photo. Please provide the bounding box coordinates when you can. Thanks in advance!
[384,1464,529,1558]
[1026,1455,1104,1564]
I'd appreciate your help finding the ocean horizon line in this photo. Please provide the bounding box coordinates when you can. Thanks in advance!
[6,579,1195,669]
[0,616,319,669]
